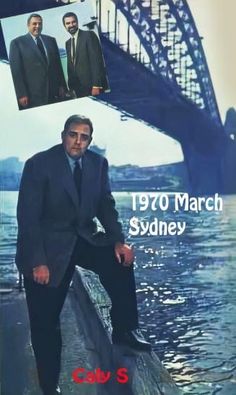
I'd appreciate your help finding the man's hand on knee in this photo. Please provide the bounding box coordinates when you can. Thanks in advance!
[33,265,50,284]
[114,243,134,267]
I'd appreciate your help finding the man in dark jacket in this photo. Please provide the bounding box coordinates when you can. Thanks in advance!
[16,115,151,395]
[9,13,66,109]
[63,12,109,98]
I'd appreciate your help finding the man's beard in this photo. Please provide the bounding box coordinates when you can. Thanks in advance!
[68,26,78,35]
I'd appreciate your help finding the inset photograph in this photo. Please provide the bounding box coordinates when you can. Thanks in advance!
[1,0,110,110]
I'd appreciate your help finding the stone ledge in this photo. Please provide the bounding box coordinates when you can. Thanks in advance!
[71,266,182,395]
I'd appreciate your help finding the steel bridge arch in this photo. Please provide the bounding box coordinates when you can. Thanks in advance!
[95,0,221,126]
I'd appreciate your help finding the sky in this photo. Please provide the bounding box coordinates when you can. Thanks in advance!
[0,0,234,165]
[187,0,236,122]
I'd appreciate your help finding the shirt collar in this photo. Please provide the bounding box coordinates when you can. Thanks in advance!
[29,33,41,42]
[65,150,82,169]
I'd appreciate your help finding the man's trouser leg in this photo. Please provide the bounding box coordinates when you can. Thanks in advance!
[24,261,75,392]
[72,239,139,333]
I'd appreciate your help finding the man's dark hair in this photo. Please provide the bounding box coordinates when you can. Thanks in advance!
[63,115,93,135]
[27,14,42,25]
[62,12,78,26]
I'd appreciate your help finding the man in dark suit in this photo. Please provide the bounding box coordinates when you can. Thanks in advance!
[62,12,109,98]
[16,115,151,395]
[9,13,66,110]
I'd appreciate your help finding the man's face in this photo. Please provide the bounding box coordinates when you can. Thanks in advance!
[27,17,43,37]
[62,123,92,158]
[63,16,78,35]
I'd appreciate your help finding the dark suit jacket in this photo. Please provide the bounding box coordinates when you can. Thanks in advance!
[16,145,124,287]
[9,33,66,108]
[66,29,109,97]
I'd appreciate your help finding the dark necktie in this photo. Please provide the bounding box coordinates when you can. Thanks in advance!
[73,160,82,200]
[71,37,76,64]
[36,36,47,63]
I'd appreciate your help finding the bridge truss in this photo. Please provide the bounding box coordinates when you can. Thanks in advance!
[95,0,221,126]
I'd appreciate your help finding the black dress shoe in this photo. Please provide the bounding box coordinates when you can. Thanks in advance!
[112,329,151,351]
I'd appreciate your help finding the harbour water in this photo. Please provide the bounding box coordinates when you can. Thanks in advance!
[1,191,236,395]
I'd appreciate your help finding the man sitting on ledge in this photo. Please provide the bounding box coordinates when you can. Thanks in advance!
[16,115,151,395]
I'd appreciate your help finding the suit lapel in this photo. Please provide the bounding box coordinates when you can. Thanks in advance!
[66,39,72,64]
[74,29,82,65]
[80,151,94,213]
[41,35,50,65]
[55,146,80,214]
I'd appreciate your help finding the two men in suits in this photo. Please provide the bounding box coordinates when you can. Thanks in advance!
[9,14,66,109]
[63,12,109,98]
[16,115,151,395]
